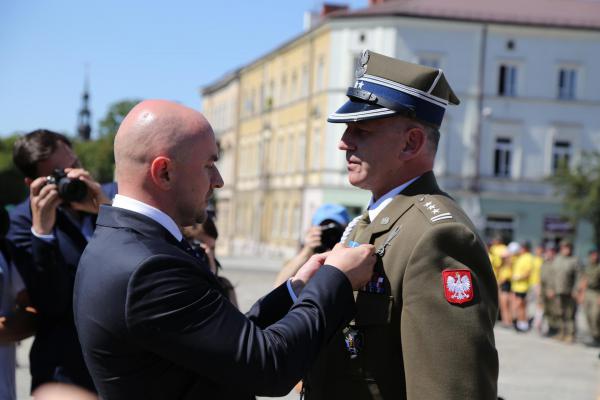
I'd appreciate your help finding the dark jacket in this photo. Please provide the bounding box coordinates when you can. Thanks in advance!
[74,205,355,399]
[6,182,117,392]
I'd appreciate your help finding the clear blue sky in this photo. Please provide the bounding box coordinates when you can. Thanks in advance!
[0,0,367,138]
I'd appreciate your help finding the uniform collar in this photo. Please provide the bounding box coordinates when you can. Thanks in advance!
[367,176,420,221]
[112,194,182,242]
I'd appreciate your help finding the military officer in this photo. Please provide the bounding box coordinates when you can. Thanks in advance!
[540,243,559,336]
[553,240,581,343]
[304,50,498,400]
[580,248,600,346]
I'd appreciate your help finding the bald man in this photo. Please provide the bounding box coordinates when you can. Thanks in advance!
[73,100,375,400]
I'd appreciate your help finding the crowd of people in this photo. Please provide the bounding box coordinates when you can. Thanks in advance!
[489,237,600,347]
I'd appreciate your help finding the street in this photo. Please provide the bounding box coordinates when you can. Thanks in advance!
[15,260,600,399]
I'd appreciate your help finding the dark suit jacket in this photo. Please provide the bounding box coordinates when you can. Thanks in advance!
[73,205,356,400]
[6,182,117,392]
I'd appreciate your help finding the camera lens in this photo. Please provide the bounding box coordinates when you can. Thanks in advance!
[57,177,87,202]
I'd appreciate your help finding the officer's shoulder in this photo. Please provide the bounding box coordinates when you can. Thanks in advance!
[412,194,463,226]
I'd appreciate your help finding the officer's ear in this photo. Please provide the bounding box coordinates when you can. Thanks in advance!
[398,126,426,160]
[149,156,174,190]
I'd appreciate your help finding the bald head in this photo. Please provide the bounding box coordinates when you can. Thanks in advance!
[115,100,212,186]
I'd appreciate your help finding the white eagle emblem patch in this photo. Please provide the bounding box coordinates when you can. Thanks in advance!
[443,270,473,304]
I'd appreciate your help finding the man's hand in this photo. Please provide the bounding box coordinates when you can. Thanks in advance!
[30,176,62,235]
[290,252,330,296]
[65,168,110,214]
[325,243,376,290]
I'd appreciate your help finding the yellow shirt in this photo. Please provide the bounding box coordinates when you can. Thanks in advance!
[529,255,543,286]
[511,253,534,293]
[489,244,507,280]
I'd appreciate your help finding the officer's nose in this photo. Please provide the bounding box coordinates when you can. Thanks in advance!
[339,128,356,151]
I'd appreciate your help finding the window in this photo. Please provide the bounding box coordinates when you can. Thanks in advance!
[558,68,577,100]
[498,64,518,96]
[311,127,321,170]
[484,215,515,243]
[494,137,512,177]
[280,74,288,105]
[316,56,325,90]
[552,140,571,172]
[297,133,306,172]
[301,64,309,97]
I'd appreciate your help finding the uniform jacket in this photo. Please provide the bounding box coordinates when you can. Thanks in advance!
[73,205,356,400]
[6,182,116,392]
[553,255,580,295]
[583,262,600,292]
[305,171,499,400]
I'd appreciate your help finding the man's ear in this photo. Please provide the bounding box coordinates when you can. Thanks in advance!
[149,156,173,190]
[399,127,426,160]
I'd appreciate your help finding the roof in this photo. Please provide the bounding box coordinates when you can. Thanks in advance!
[330,0,600,30]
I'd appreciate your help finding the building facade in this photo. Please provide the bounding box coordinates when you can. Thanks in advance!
[202,0,600,257]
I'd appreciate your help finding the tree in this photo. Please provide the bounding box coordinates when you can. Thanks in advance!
[0,134,27,206]
[97,99,141,138]
[550,152,600,249]
[75,99,141,183]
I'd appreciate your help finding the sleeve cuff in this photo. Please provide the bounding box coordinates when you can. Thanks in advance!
[31,227,55,242]
[286,279,299,303]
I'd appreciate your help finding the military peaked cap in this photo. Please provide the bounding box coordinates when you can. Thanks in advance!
[328,49,460,128]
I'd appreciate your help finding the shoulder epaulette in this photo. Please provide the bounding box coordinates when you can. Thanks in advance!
[414,195,454,224]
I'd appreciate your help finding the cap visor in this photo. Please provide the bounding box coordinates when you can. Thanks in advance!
[327,100,397,123]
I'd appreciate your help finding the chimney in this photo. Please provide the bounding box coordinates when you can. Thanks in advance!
[320,3,349,18]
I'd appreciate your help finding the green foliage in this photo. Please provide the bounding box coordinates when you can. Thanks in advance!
[0,134,27,206]
[0,99,140,206]
[550,152,600,248]
[98,99,141,138]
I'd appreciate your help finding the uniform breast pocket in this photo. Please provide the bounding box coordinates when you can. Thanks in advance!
[354,292,394,326]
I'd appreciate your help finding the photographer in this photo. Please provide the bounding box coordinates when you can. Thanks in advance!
[7,129,115,393]
[275,204,350,286]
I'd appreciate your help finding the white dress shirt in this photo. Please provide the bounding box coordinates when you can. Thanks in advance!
[367,176,420,221]
[111,194,183,242]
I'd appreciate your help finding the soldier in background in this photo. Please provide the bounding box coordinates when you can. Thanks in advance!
[553,240,581,343]
[530,244,545,332]
[578,248,600,347]
[539,243,558,335]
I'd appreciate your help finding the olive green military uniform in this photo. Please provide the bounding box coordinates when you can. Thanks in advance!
[540,258,560,332]
[553,254,580,338]
[304,172,499,400]
[583,262,600,340]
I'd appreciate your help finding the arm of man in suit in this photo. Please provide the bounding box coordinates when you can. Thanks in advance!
[8,204,72,317]
[401,223,499,400]
[125,255,360,397]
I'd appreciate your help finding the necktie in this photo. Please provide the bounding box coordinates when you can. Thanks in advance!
[179,239,208,265]
[352,211,371,241]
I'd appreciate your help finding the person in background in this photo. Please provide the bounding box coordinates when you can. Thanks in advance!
[540,243,559,336]
[182,216,238,308]
[489,235,507,282]
[511,241,534,332]
[498,243,518,328]
[577,248,600,347]
[553,240,581,343]
[275,204,350,286]
[529,244,545,332]
[0,206,37,400]
[7,130,116,393]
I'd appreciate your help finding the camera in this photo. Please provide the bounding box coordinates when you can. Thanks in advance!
[46,169,88,202]
[315,221,345,253]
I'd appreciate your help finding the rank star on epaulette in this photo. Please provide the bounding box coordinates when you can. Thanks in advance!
[443,269,473,304]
